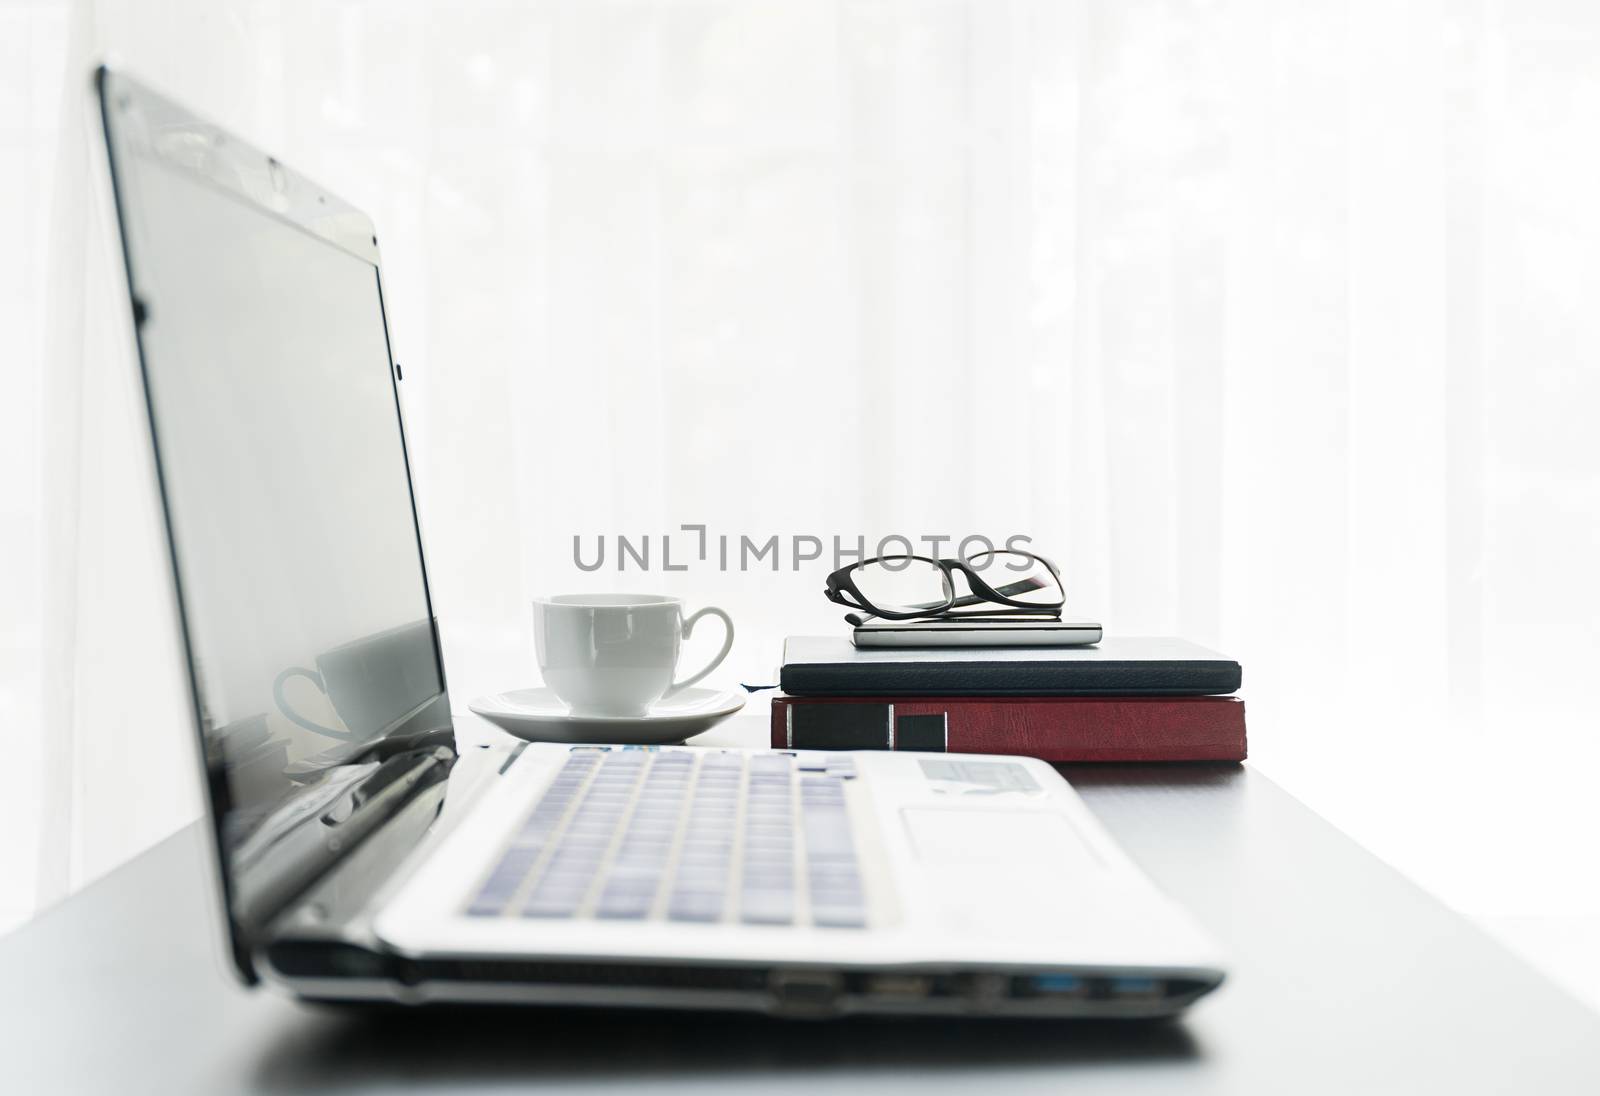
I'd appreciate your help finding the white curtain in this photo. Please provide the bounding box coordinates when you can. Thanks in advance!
[4,0,1600,940]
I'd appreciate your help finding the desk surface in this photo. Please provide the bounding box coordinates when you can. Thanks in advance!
[6,716,1600,1095]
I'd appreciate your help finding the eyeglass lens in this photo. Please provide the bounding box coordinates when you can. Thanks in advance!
[848,558,954,615]
[963,550,1063,606]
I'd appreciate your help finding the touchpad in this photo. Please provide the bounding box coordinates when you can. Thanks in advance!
[901,808,1101,872]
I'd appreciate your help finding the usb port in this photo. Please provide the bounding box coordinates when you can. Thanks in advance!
[1021,973,1087,998]
[1109,976,1163,1000]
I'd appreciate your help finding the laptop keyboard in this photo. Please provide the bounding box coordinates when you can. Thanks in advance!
[466,749,869,928]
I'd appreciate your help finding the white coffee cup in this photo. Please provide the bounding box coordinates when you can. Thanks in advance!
[533,594,735,717]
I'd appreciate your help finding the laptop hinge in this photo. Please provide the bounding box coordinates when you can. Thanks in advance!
[231,747,454,944]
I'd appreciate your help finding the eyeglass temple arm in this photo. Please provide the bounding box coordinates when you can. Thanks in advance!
[986,575,1051,599]
[947,574,1052,609]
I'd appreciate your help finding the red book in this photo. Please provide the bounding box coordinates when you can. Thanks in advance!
[770,694,1245,763]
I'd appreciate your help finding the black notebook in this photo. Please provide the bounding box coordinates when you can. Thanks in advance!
[779,636,1242,697]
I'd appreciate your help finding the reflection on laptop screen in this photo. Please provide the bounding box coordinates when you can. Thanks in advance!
[104,83,448,880]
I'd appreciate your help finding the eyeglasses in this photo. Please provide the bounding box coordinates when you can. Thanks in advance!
[823,550,1065,621]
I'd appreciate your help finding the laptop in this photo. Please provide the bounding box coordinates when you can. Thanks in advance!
[96,67,1225,1019]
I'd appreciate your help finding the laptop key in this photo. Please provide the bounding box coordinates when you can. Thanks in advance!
[467,847,541,916]
[597,881,658,920]
[811,902,867,929]
[523,886,587,919]
[741,888,795,925]
[667,891,726,922]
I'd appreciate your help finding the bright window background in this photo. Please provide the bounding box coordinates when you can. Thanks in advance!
[3,0,1599,1008]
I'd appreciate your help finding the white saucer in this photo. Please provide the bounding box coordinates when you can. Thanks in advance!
[467,686,747,745]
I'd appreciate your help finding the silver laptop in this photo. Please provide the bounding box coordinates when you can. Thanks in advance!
[97,67,1225,1019]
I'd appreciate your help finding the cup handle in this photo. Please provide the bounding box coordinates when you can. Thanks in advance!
[664,607,734,697]
[272,666,359,741]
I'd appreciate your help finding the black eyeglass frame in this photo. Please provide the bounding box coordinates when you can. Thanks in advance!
[823,551,1065,621]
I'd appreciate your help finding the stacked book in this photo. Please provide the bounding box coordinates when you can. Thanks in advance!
[770,637,1245,762]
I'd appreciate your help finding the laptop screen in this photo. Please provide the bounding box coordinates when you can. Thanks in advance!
[100,72,451,968]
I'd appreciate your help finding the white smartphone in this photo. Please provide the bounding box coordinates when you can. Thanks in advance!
[850,617,1103,649]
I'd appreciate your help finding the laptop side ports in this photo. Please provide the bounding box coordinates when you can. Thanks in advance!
[768,969,844,1017]
[1107,976,1164,1001]
[1011,972,1091,1000]
[864,973,934,1001]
